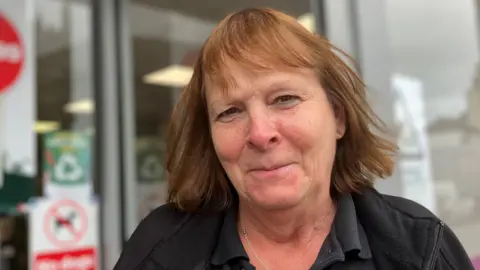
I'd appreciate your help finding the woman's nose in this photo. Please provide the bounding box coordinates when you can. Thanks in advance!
[246,112,280,151]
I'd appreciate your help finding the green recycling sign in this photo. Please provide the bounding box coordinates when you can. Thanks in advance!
[136,137,165,184]
[43,132,91,186]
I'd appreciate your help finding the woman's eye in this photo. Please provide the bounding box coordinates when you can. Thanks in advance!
[274,95,299,104]
[217,107,241,120]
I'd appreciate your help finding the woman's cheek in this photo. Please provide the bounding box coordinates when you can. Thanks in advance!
[211,123,247,162]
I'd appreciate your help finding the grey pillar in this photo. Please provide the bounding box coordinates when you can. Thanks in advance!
[116,0,139,240]
[94,0,122,268]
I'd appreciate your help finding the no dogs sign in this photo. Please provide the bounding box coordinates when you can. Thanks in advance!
[29,198,99,270]
[44,199,89,248]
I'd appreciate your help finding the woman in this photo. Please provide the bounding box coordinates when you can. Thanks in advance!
[115,8,474,270]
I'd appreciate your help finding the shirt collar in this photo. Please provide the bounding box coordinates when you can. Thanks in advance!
[210,206,248,266]
[334,193,372,259]
[210,193,372,266]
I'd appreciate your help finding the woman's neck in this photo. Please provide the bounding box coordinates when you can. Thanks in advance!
[237,194,336,246]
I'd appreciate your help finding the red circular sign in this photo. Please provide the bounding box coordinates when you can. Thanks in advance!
[44,199,89,248]
[0,12,24,94]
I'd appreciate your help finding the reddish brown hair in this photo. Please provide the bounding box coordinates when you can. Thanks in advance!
[166,8,397,212]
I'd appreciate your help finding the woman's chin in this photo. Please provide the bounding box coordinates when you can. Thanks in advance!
[243,175,310,209]
[246,190,305,210]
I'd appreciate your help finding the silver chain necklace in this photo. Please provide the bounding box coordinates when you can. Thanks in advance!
[240,220,270,270]
[239,204,335,270]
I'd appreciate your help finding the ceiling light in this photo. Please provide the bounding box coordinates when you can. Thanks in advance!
[143,65,193,88]
[64,99,94,114]
[35,121,60,133]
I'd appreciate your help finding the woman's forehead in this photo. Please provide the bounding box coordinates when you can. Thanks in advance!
[204,64,314,102]
[205,55,294,90]
[201,26,317,93]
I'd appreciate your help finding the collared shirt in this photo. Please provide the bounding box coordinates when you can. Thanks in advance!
[208,194,376,270]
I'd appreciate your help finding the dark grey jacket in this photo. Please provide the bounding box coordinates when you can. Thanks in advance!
[114,188,474,270]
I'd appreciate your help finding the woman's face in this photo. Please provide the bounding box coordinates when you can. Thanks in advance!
[206,65,345,210]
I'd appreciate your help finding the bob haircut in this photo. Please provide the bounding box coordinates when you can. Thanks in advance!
[166,8,397,212]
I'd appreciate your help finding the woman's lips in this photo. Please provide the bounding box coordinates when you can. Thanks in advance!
[249,164,292,179]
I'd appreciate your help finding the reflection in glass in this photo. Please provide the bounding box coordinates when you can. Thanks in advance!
[386,0,480,257]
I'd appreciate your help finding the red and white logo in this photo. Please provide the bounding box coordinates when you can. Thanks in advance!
[0,12,24,93]
[34,247,97,270]
[44,200,89,248]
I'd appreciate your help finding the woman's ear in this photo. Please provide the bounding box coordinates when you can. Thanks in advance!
[334,105,346,139]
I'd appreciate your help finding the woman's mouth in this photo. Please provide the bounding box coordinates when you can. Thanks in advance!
[249,164,293,179]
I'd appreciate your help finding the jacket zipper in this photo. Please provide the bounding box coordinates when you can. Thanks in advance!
[427,221,445,270]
